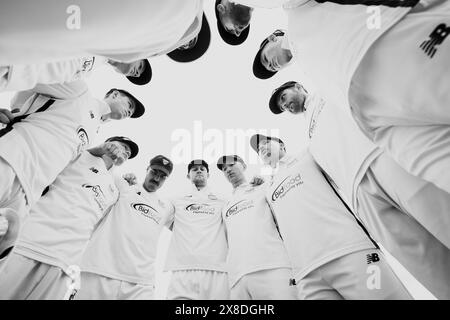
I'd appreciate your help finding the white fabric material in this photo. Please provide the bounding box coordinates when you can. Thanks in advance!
[0,81,109,207]
[0,56,107,92]
[222,183,291,288]
[298,249,412,300]
[230,268,297,300]
[82,182,172,286]
[349,0,450,195]
[164,186,228,272]
[266,151,375,281]
[166,270,230,300]
[305,93,381,208]
[14,152,119,272]
[75,272,155,300]
[356,153,450,299]
[0,0,202,64]
[284,1,413,114]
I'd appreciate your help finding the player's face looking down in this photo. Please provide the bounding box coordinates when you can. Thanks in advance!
[104,90,135,120]
[144,168,168,192]
[260,34,292,73]
[109,60,146,77]
[222,161,246,186]
[278,84,307,114]
[217,0,252,37]
[258,140,286,166]
[178,36,199,50]
[103,141,132,166]
[187,165,209,187]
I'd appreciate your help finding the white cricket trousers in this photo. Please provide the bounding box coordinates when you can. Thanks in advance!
[297,249,413,300]
[74,272,155,300]
[230,268,298,300]
[356,153,450,300]
[167,270,230,300]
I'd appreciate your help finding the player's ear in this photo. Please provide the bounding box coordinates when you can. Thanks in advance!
[112,90,119,98]
[186,174,190,180]
[268,34,277,42]
[217,3,226,15]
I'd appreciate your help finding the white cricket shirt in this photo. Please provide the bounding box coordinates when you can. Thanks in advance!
[306,93,382,209]
[81,181,172,286]
[266,151,375,281]
[222,183,292,288]
[164,186,228,273]
[0,81,110,207]
[15,151,119,272]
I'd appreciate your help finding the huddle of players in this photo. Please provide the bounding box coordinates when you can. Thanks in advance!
[0,0,449,299]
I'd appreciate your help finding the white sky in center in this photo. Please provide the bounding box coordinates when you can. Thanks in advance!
[0,1,435,299]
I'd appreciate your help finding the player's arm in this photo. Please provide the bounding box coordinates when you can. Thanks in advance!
[0,57,95,93]
[32,79,88,100]
[164,200,176,231]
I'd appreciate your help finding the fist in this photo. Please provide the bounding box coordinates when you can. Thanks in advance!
[123,173,138,186]
[250,175,265,186]
[0,108,18,125]
[0,216,9,237]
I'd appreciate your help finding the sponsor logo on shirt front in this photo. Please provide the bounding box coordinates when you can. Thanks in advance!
[131,203,161,224]
[82,184,108,212]
[76,126,89,154]
[308,99,325,139]
[225,200,254,218]
[185,203,217,215]
[271,174,304,202]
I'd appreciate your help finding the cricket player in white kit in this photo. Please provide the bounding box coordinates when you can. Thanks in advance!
[0,82,145,257]
[251,134,413,300]
[0,136,138,300]
[165,160,230,300]
[268,81,450,299]
[246,0,450,195]
[0,0,206,64]
[76,155,174,300]
[217,155,297,300]
[0,57,152,92]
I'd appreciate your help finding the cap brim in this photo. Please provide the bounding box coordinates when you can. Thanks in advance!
[167,13,211,63]
[269,89,284,115]
[150,165,171,176]
[250,134,268,153]
[253,48,277,80]
[217,155,245,170]
[126,60,152,86]
[124,140,139,159]
[130,97,145,119]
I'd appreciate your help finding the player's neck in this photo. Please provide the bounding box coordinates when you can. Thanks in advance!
[232,178,247,190]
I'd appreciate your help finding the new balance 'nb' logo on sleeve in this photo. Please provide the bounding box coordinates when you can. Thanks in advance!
[366,253,380,264]
[420,23,450,58]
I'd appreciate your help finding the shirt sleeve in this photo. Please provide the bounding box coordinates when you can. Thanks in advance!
[9,90,35,114]
[32,79,89,100]
[0,57,97,93]
[164,199,176,231]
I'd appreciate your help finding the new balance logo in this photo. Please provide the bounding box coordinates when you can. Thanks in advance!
[366,253,380,264]
[420,23,450,58]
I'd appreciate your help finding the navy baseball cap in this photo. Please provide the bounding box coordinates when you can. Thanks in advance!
[250,134,285,154]
[214,0,250,46]
[126,59,152,86]
[253,29,285,80]
[269,81,299,114]
[105,136,139,159]
[167,13,211,63]
[149,155,174,176]
[217,155,246,171]
[188,159,209,173]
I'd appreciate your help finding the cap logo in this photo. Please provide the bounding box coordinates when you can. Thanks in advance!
[162,159,169,165]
